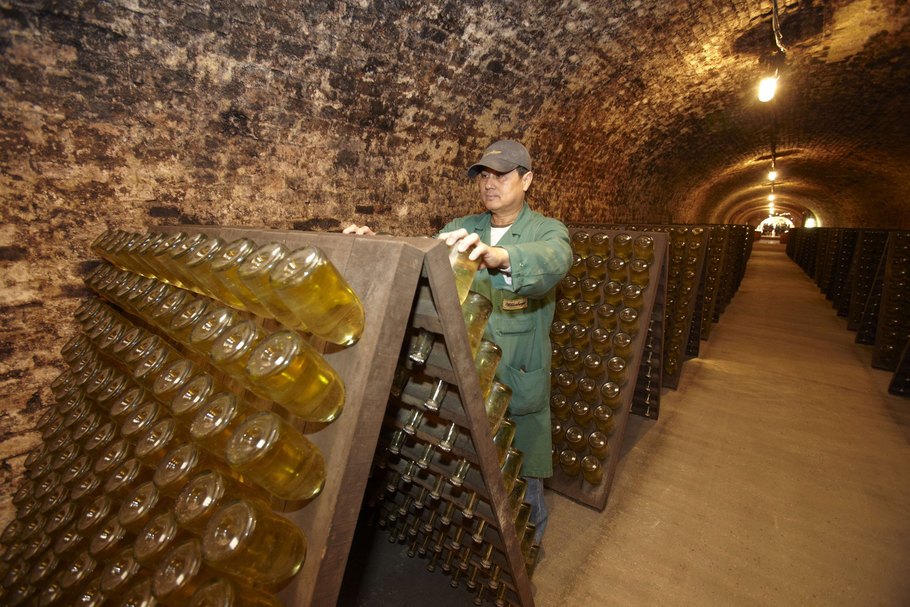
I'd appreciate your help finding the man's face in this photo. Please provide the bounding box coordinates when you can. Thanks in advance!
[475,168,533,215]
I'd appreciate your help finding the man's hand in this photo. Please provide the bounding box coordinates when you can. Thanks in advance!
[342,224,376,236]
[438,228,510,272]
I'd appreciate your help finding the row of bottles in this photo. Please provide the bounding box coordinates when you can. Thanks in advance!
[2,227,370,605]
[631,319,663,419]
[1,347,301,605]
[660,227,706,381]
[845,231,889,330]
[90,228,364,346]
[371,484,534,607]
[698,226,730,340]
[873,232,910,370]
[592,224,752,397]
[83,263,345,423]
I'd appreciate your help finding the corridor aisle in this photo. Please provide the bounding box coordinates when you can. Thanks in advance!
[535,241,910,607]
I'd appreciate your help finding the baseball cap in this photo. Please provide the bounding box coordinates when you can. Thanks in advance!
[467,140,532,178]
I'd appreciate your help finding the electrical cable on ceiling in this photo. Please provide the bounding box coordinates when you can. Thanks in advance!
[771,0,787,53]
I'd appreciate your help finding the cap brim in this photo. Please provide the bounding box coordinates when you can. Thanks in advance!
[467,159,521,178]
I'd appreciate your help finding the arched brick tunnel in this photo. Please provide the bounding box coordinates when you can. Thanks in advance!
[1,0,909,597]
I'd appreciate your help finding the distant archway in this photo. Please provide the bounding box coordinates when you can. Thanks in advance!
[758,215,794,236]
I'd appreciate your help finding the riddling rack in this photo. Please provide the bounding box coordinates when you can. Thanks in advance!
[157,228,539,605]
[848,231,890,333]
[2,226,542,606]
[787,227,910,398]
[152,226,432,607]
[872,231,910,371]
[354,243,538,606]
[545,228,668,509]
[563,223,763,404]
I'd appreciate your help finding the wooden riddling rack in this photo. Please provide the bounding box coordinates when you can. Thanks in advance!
[565,224,755,403]
[568,224,705,396]
[351,243,538,607]
[119,226,434,607]
[698,226,730,341]
[155,228,540,605]
[787,227,910,397]
[545,227,668,509]
[7,221,544,606]
[871,231,910,371]
[832,230,880,319]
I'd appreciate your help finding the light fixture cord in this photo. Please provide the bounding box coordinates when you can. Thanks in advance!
[771,0,787,53]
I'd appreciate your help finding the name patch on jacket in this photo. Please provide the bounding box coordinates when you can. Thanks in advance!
[501,297,528,311]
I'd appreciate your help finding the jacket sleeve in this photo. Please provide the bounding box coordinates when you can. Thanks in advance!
[493,218,572,298]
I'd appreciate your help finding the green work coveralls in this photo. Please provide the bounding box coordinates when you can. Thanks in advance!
[441,202,572,477]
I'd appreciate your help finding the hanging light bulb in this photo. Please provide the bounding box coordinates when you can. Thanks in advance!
[758,75,778,102]
[768,193,776,202]
[768,169,778,181]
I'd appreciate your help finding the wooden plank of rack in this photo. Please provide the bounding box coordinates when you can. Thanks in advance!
[419,241,537,607]
[855,233,889,346]
[701,225,727,338]
[344,237,536,606]
[158,226,436,607]
[847,230,889,332]
[631,253,667,419]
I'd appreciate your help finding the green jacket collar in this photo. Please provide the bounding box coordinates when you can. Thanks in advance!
[472,201,532,244]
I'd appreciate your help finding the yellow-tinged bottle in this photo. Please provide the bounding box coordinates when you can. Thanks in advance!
[613,233,633,260]
[474,339,502,401]
[208,320,265,383]
[189,392,253,456]
[149,231,190,287]
[165,233,210,291]
[243,330,345,422]
[134,511,189,567]
[188,306,239,357]
[225,411,326,501]
[153,539,217,606]
[174,469,261,533]
[168,299,212,345]
[180,236,226,298]
[189,577,283,607]
[208,237,258,310]
[201,498,307,584]
[153,442,226,497]
[236,242,297,324]
[581,455,604,484]
[447,243,481,306]
[269,244,366,345]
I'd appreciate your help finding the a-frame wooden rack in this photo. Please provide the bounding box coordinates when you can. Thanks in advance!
[354,246,537,607]
[151,227,536,606]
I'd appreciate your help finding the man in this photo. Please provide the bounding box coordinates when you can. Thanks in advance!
[346,139,571,544]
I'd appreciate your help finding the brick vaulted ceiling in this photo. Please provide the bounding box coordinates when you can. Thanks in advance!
[2,0,909,236]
